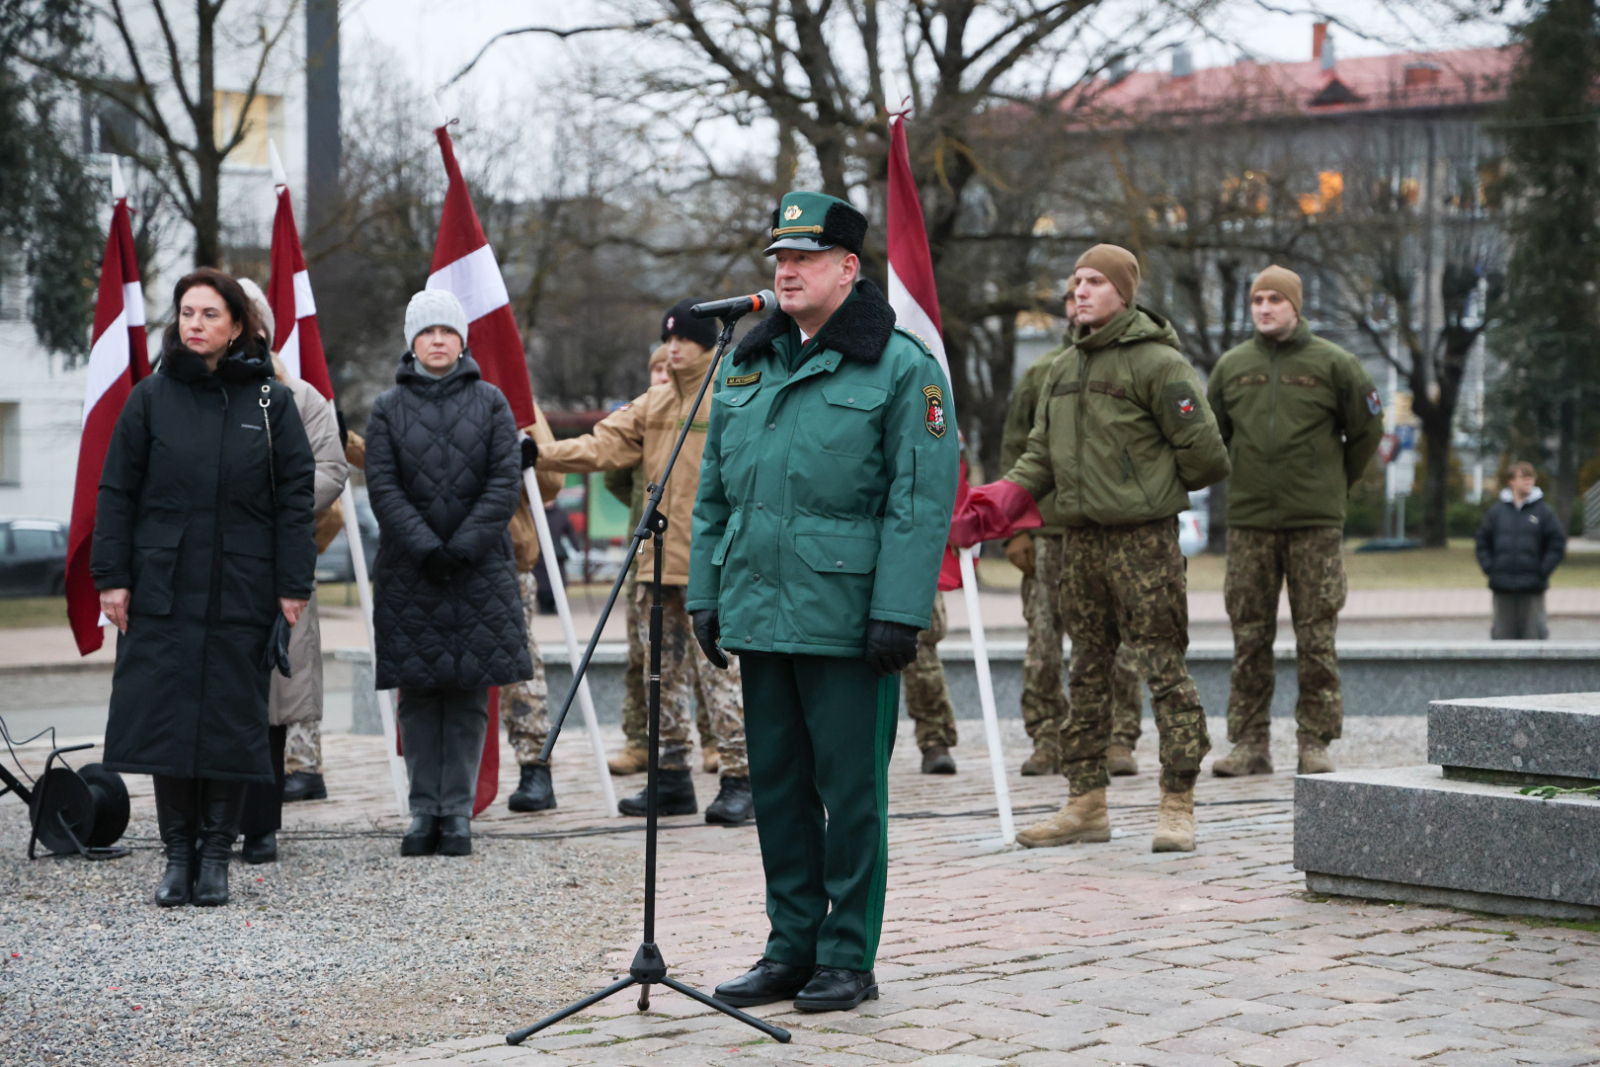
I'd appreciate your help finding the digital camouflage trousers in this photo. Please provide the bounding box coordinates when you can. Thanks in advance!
[634,583,748,776]
[1023,533,1142,759]
[1224,526,1346,746]
[505,571,553,765]
[285,720,321,775]
[903,594,958,750]
[1061,519,1209,794]
[619,569,715,751]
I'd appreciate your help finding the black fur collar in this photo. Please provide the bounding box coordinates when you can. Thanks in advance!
[732,279,897,366]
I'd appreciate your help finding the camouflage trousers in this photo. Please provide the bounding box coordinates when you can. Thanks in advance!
[620,569,714,750]
[903,595,958,750]
[1023,533,1142,758]
[1224,526,1346,746]
[285,720,321,775]
[635,583,748,776]
[1061,519,1209,794]
[505,571,553,765]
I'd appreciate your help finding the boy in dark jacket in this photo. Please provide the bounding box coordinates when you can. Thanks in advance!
[1476,462,1566,639]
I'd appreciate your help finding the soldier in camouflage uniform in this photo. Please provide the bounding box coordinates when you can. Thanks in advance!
[901,594,959,773]
[951,245,1229,854]
[1207,266,1382,776]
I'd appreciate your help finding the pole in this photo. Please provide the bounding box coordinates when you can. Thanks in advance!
[339,478,408,815]
[525,470,618,817]
[957,547,1015,846]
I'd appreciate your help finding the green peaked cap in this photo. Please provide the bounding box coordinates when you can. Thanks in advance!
[764,190,868,256]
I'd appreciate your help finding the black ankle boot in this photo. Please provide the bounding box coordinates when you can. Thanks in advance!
[705,776,754,825]
[401,814,439,856]
[507,762,557,813]
[152,775,199,907]
[617,768,697,817]
[437,815,472,856]
[241,832,278,864]
[191,779,245,907]
[281,770,326,802]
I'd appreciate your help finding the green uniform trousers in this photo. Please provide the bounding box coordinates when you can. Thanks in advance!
[741,652,898,972]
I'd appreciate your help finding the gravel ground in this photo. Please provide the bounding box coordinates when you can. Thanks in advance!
[1,814,635,1067]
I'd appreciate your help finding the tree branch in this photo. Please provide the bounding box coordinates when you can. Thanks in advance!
[441,19,668,90]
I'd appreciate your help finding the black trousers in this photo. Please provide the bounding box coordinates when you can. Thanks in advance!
[239,725,288,836]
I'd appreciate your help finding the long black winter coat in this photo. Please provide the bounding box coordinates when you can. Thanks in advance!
[365,353,532,690]
[92,339,317,783]
[1476,490,1567,594]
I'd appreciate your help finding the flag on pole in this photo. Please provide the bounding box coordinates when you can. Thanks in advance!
[266,142,334,399]
[66,165,149,655]
[429,122,541,813]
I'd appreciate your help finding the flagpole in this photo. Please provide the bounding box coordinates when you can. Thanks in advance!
[525,471,618,817]
[339,482,409,815]
[957,548,1015,845]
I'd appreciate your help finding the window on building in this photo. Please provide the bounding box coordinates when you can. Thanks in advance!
[214,90,283,167]
[86,91,142,156]
[0,403,19,486]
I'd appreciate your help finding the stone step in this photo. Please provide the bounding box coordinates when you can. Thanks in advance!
[1294,765,1600,919]
[1429,693,1600,782]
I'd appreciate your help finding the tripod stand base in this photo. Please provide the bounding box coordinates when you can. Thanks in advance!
[506,942,792,1046]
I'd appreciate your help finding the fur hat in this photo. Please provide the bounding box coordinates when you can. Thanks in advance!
[1250,264,1303,314]
[405,288,469,351]
[661,298,720,350]
[1074,244,1141,306]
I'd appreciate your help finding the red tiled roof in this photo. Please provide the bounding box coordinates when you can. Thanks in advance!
[1057,46,1516,128]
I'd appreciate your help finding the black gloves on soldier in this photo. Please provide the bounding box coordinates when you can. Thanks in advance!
[520,436,538,470]
[690,609,729,669]
[863,619,919,677]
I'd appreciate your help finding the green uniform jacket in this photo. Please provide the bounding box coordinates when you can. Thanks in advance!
[1208,319,1384,530]
[688,281,961,657]
[1004,306,1230,526]
[1001,345,1068,536]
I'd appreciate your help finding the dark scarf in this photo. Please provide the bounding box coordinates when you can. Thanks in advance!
[158,329,273,384]
[732,279,897,366]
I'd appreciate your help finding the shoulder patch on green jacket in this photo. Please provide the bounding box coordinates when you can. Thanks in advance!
[894,325,934,354]
[1162,380,1201,420]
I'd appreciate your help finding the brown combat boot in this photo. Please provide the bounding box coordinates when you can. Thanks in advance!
[1020,738,1059,776]
[1151,787,1196,852]
[1016,788,1111,848]
[1212,741,1273,777]
[607,745,650,776]
[702,746,721,775]
[1106,745,1139,776]
[1298,734,1335,775]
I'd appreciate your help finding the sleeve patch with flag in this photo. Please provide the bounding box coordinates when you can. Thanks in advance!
[1366,388,1383,416]
[923,385,947,437]
[1162,381,1199,420]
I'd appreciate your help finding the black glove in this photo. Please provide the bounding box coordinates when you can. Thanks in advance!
[690,609,729,669]
[421,545,469,584]
[520,436,538,470]
[864,619,919,677]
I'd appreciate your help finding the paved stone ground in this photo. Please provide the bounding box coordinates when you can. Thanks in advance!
[16,714,1584,1067]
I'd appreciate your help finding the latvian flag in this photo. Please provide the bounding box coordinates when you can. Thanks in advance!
[66,186,149,655]
[267,184,334,399]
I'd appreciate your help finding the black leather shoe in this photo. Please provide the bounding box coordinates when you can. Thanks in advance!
[713,958,815,1007]
[282,771,327,802]
[438,815,472,856]
[794,967,878,1012]
[704,776,753,826]
[920,746,957,774]
[618,769,698,817]
[401,814,440,856]
[241,832,278,865]
[192,779,245,907]
[152,775,199,907]
[508,762,557,813]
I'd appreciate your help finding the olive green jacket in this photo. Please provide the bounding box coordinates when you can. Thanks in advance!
[688,281,960,657]
[1208,320,1383,530]
[1003,306,1230,527]
[1000,347,1068,536]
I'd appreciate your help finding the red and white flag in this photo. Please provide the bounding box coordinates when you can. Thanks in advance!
[66,177,149,655]
[428,123,543,813]
[267,179,334,399]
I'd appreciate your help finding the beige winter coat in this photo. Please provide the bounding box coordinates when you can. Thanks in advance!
[510,402,566,572]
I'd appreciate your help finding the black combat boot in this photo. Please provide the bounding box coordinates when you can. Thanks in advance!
[704,776,754,826]
[401,814,440,856]
[617,768,697,817]
[281,771,326,802]
[920,745,957,774]
[151,775,199,907]
[507,761,557,812]
[437,815,472,856]
[191,779,245,907]
[713,958,815,1007]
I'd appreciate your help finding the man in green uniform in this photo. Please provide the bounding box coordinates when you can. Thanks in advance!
[691,191,959,1013]
[1207,266,1383,777]
[951,245,1229,853]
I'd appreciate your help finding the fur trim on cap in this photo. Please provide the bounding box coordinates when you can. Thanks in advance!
[405,288,470,351]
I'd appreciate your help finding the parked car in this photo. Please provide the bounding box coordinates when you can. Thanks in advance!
[0,517,68,597]
[1178,488,1210,558]
[315,490,380,584]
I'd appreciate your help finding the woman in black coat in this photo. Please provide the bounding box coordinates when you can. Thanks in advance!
[92,268,317,907]
[366,289,531,858]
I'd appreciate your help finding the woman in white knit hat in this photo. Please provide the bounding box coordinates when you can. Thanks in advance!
[363,289,533,857]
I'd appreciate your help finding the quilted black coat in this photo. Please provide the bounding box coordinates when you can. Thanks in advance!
[365,352,532,690]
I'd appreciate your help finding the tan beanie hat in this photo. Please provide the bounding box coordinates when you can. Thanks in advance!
[1250,264,1302,314]
[1074,244,1141,306]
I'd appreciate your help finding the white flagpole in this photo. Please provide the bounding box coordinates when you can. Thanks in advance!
[958,546,1015,845]
[525,470,618,817]
[339,480,409,815]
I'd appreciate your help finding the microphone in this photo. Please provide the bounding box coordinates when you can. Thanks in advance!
[690,290,777,321]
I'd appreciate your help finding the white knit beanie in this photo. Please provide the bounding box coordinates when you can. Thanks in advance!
[404,288,469,351]
[238,278,275,346]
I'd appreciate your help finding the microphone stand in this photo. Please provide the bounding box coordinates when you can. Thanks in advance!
[507,309,791,1047]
